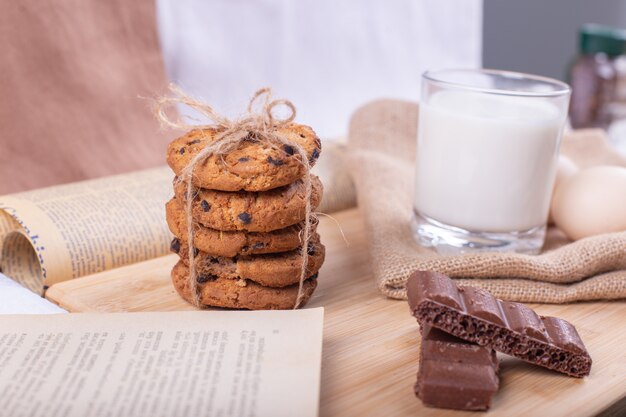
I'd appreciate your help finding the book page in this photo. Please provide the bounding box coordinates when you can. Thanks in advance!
[0,166,173,293]
[0,308,324,417]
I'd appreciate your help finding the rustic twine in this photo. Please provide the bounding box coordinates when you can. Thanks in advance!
[156,84,312,309]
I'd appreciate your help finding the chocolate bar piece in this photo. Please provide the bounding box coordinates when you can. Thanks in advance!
[416,326,499,411]
[407,271,592,378]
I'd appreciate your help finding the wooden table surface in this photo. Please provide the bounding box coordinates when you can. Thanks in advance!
[47,209,626,417]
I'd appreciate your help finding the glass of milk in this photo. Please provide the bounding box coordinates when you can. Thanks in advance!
[412,69,571,254]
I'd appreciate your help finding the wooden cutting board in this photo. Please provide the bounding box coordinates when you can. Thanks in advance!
[46,209,626,417]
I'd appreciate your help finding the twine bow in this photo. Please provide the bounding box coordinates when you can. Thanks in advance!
[156,84,312,309]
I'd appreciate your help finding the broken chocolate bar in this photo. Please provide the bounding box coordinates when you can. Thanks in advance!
[407,271,592,378]
[416,326,499,411]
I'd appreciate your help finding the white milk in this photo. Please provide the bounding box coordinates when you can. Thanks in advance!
[414,90,565,233]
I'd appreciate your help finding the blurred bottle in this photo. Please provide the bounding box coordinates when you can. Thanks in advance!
[569,24,626,130]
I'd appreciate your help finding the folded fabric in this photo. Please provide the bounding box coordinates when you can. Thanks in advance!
[347,99,626,303]
[0,273,67,314]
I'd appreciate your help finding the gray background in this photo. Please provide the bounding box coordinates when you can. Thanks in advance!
[483,0,626,81]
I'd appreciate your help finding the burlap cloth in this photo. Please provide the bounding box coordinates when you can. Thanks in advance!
[347,100,626,303]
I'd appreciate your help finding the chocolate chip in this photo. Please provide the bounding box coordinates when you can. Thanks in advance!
[43,285,50,291]
[238,157,250,162]
[241,245,250,253]
[307,245,316,256]
[267,156,284,166]
[200,200,211,212]
[311,148,320,160]
[193,248,199,257]
[309,273,319,280]
[188,139,201,145]
[170,238,181,253]
[209,257,220,264]
[238,213,252,224]
[179,147,185,155]
[252,242,265,250]
[299,133,306,138]
[283,145,295,155]
[196,274,218,284]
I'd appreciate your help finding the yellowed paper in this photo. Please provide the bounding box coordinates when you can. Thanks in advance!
[0,210,19,254]
[0,308,324,417]
[0,167,173,293]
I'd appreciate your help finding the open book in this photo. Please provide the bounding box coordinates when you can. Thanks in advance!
[0,308,324,417]
[0,166,173,294]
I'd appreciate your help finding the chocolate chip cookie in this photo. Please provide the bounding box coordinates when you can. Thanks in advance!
[166,123,322,192]
[172,175,323,232]
[166,198,318,257]
[172,234,325,287]
[171,261,317,310]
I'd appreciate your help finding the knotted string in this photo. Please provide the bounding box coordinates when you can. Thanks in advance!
[156,84,312,309]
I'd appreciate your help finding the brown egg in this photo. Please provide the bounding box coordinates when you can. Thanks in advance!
[552,166,626,240]
[548,156,579,224]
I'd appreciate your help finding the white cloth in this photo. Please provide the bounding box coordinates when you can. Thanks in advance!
[0,274,66,314]
[157,0,482,138]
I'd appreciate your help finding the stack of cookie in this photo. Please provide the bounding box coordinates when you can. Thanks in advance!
[165,124,325,310]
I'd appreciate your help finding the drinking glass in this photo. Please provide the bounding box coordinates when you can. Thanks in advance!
[412,69,571,254]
